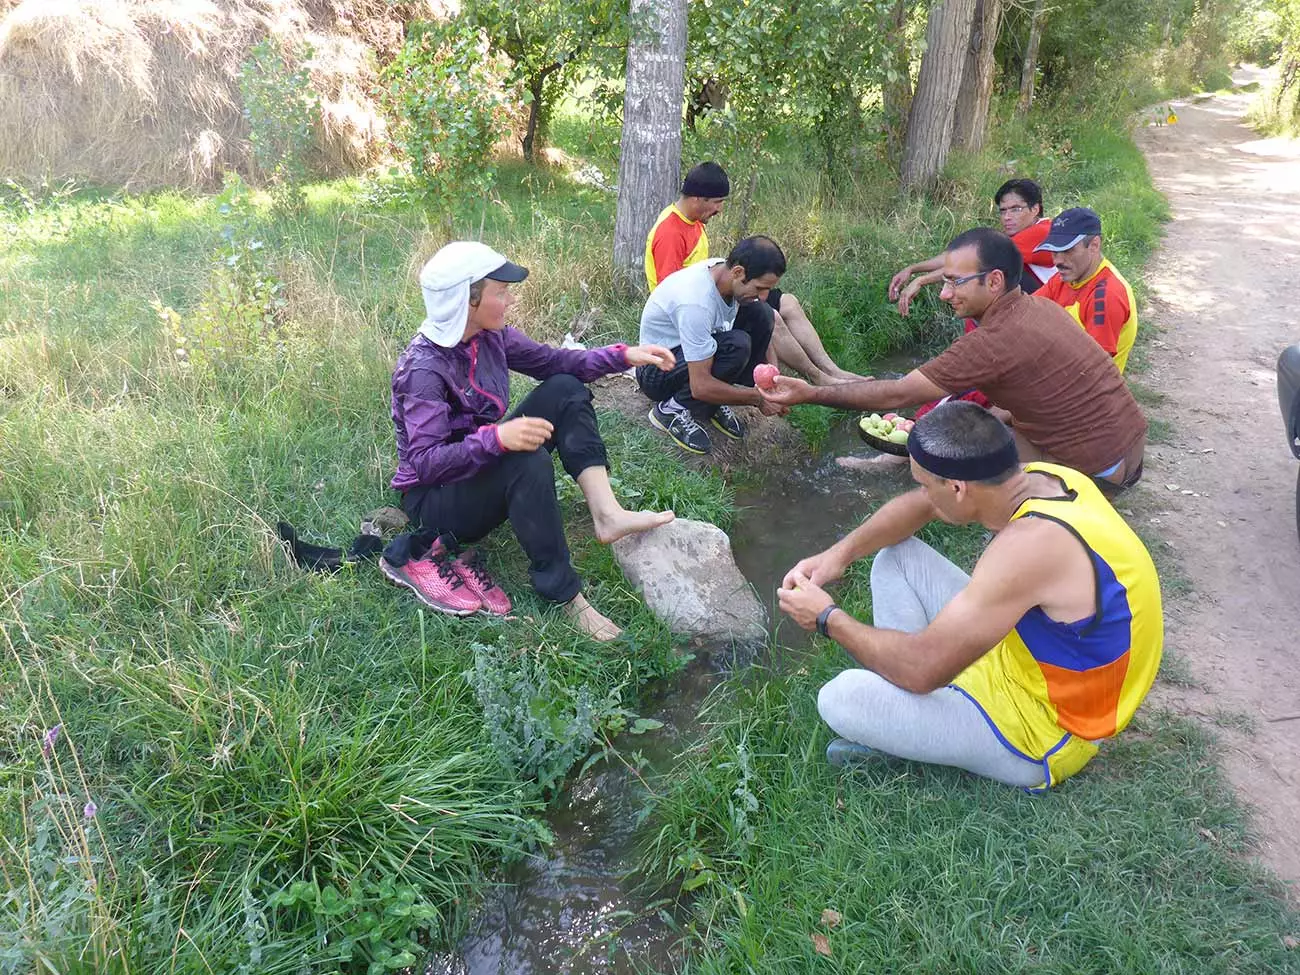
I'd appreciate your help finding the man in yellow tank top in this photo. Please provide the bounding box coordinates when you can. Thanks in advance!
[776,401,1163,789]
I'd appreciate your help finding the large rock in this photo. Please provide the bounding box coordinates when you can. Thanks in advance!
[612,518,768,647]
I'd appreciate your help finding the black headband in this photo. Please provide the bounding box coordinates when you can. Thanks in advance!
[906,434,1019,482]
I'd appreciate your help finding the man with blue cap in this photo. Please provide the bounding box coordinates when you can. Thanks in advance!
[1035,207,1140,372]
[384,240,678,640]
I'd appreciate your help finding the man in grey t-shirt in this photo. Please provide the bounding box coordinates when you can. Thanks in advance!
[637,235,788,454]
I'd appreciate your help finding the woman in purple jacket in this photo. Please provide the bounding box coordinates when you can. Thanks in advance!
[383,241,678,641]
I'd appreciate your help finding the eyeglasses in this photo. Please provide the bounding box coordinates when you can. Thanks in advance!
[941,271,990,288]
[998,204,1028,214]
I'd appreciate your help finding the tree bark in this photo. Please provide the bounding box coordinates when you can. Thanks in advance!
[952,0,1002,152]
[1016,0,1045,117]
[900,0,978,191]
[881,0,913,169]
[611,0,688,295]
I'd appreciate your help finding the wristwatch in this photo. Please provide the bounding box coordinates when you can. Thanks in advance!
[816,604,840,638]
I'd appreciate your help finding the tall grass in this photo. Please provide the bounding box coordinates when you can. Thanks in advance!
[0,75,1280,972]
[0,173,727,971]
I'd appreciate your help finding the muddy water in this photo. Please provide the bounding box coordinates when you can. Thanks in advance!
[425,422,906,975]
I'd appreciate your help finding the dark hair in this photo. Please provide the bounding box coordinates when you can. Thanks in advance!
[468,279,486,305]
[912,401,1019,485]
[944,227,1022,292]
[726,235,787,281]
[994,178,1044,217]
[681,161,730,199]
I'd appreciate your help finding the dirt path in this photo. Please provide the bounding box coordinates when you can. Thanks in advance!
[1134,65,1300,897]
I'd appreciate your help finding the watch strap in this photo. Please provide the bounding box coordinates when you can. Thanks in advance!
[816,604,840,638]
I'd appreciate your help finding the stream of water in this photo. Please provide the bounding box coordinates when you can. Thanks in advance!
[425,422,909,975]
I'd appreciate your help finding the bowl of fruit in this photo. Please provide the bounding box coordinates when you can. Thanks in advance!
[858,412,914,456]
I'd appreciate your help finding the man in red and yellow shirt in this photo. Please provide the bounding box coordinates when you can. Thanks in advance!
[1034,207,1139,373]
[644,162,728,290]
[645,161,861,385]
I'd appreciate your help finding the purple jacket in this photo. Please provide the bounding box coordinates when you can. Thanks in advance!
[391,327,629,490]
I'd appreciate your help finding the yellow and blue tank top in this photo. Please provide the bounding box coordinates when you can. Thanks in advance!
[949,463,1163,788]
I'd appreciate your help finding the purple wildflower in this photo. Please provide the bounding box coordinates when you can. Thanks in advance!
[83,800,97,819]
[41,724,62,757]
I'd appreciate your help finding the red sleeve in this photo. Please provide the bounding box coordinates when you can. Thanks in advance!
[1081,274,1131,358]
[650,219,690,285]
[1013,220,1055,268]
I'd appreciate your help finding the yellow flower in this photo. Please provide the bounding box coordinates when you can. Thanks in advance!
[1167,112,1178,125]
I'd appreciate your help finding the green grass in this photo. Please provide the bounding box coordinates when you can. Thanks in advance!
[643,652,1298,974]
[2,71,1292,974]
[0,171,728,971]
[632,92,1299,975]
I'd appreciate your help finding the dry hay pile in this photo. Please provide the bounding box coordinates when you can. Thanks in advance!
[0,0,437,190]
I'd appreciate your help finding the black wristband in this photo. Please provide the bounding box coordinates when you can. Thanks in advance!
[816,604,840,638]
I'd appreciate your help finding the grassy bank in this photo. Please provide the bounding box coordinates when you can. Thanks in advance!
[0,174,729,971]
[634,112,1300,974]
[1,85,1285,974]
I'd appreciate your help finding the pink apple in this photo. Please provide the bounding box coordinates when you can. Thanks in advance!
[753,363,780,390]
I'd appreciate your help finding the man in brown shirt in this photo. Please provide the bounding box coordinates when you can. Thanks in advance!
[761,227,1146,488]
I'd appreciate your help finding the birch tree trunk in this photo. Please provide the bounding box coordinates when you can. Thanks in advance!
[952,0,1002,152]
[900,0,978,191]
[611,0,688,295]
[1017,0,1046,117]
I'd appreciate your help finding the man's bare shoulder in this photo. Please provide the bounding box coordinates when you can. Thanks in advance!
[975,513,1079,581]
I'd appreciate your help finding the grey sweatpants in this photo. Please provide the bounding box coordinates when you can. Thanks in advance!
[816,537,1047,789]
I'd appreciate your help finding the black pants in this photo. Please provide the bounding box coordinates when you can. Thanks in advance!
[398,374,605,603]
[635,300,774,420]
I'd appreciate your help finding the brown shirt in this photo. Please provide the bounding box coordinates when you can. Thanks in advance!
[917,290,1146,473]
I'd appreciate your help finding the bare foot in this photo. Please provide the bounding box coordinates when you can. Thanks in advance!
[564,593,622,641]
[836,453,907,470]
[591,507,675,544]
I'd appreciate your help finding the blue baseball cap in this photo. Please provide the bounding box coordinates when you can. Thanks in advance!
[1034,207,1102,252]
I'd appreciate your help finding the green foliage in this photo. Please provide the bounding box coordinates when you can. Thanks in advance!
[684,0,896,187]
[1247,1,1300,134]
[461,0,623,159]
[0,175,715,971]
[643,649,1300,973]
[378,20,513,207]
[238,38,321,194]
[999,0,1240,111]
[466,640,624,794]
[154,176,288,380]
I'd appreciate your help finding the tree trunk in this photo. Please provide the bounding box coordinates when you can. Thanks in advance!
[1016,0,1045,117]
[522,76,545,163]
[611,0,688,295]
[881,0,914,169]
[900,0,978,191]
[952,0,1002,152]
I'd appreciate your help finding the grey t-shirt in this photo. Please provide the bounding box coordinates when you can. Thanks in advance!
[638,259,737,361]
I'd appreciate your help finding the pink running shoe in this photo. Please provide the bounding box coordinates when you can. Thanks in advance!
[379,554,481,616]
[449,550,512,615]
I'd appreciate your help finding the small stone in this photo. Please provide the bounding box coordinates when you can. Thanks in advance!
[1165,484,1179,491]
[1216,521,1227,528]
